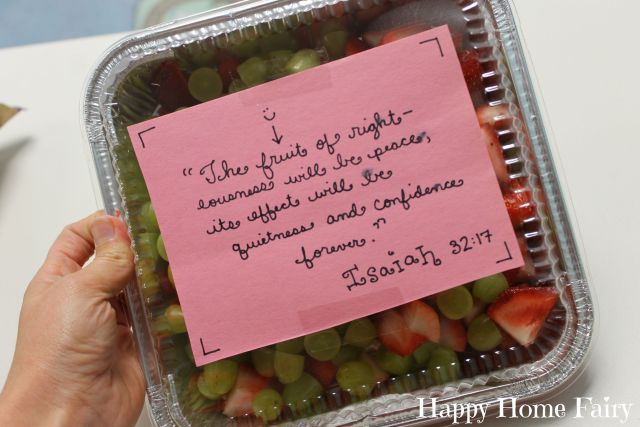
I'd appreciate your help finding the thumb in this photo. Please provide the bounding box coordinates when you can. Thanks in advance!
[71,215,134,298]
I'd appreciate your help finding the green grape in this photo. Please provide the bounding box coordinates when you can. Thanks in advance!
[467,314,502,351]
[274,350,304,384]
[413,341,438,366]
[436,286,473,320]
[275,337,304,353]
[197,373,222,400]
[225,39,260,58]
[318,18,346,36]
[336,361,375,398]
[188,67,223,102]
[165,304,187,334]
[427,347,461,384]
[472,273,509,303]
[251,347,275,377]
[252,388,283,422]
[157,234,168,262]
[140,201,159,232]
[201,359,239,395]
[335,322,350,335]
[151,314,171,336]
[323,30,349,59]
[259,32,298,53]
[237,56,269,86]
[232,352,251,364]
[285,49,321,74]
[303,328,341,361]
[331,345,361,366]
[140,277,160,299]
[267,50,293,76]
[185,342,195,363]
[167,265,174,287]
[135,232,159,261]
[375,348,413,375]
[227,78,247,94]
[282,373,323,413]
[344,318,376,348]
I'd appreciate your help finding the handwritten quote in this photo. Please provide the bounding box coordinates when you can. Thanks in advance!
[128,26,522,365]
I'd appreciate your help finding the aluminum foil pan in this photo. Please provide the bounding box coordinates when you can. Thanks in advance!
[82,0,594,425]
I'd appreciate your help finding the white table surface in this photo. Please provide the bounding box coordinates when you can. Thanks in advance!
[1,1,639,426]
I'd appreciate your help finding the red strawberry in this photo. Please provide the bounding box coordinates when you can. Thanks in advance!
[476,104,510,128]
[503,184,536,227]
[487,287,559,346]
[377,309,425,356]
[151,60,196,112]
[400,300,440,342]
[480,124,509,185]
[306,359,337,388]
[223,365,269,417]
[439,317,467,352]
[345,38,368,56]
[217,52,240,89]
[380,23,430,45]
[459,50,483,91]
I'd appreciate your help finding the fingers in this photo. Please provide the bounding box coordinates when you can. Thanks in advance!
[68,215,134,298]
[35,211,103,283]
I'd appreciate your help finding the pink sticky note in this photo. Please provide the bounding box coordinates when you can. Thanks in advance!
[128,25,523,366]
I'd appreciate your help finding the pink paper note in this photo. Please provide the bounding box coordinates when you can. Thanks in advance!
[128,25,523,366]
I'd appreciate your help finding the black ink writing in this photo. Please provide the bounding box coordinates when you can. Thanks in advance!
[197,180,275,210]
[247,194,301,225]
[373,179,465,211]
[295,238,367,269]
[326,203,367,225]
[256,143,308,180]
[206,218,241,235]
[332,153,363,171]
[367,132,428,162]
[361,169,393,187]
[315,132,340,155]
[231,222,315,260]
[284,163,327,185]
[199,159,249,185]
[348,110,405,141]
[343,245,442,291]
[307,179,354,203]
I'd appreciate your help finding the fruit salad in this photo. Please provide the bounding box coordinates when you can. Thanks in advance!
[83,0,592,425]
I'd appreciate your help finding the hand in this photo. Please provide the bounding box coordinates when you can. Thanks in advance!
[0,212,145,427]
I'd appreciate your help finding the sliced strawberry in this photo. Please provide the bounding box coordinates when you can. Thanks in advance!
[223,365,269,417]
[439,317,467,352]
[151,60,196,112]
[503,184,536,227]
[480,124,509,185]
[377,309,425,356]
[380,23,430,45]
[400,300,440,342]
[487,287,559,346]
[459,50,483,92]
[217,52,240,89]
[345,38,368,56]
[476,104,510,128]
[306,359,337,388]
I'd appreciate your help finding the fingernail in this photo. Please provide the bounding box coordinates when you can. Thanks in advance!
[91,216,116,246]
